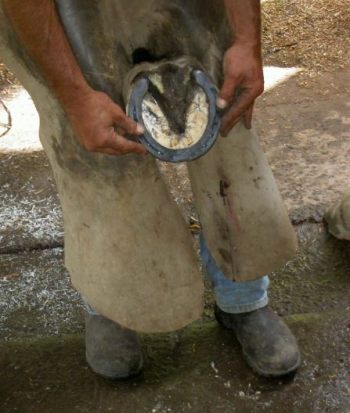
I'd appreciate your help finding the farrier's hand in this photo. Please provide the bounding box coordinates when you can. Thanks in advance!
[217,42,264,137]
[65,89,147,156]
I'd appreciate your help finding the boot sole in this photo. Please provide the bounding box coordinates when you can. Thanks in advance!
[86,353,144,380]
[87,363,144,380]
[243,351,301,378]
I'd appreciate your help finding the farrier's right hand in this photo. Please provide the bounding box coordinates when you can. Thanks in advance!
[64,89,147,156]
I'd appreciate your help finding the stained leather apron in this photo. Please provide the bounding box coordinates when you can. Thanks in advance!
[0,1,297,333]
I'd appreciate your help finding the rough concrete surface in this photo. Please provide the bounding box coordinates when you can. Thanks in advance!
[0,69,350,412]
[0,152,63,253]
[256,70,350,222]
[1,310,349,413]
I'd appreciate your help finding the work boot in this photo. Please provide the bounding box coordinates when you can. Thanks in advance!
[85,312,143,379]
[215,305,301,377]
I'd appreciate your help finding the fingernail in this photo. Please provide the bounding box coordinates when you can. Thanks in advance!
[216,98,228,109]
[137,124,145,134]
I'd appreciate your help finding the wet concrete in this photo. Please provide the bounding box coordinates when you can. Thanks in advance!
[1,69,350,411]
[0,310,349,413]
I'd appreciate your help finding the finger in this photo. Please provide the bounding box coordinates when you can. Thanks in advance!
[243,104,254,129]
[217,77,238,110]
[221,117,241,137]
[105,133,148,155]
[98,148,123,156]
[220,91,256,136]
[217,97,229,110]
[112,107,144,136]
[97,147,146,157]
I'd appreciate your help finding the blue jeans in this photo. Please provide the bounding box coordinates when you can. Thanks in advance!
[200,236,269,314]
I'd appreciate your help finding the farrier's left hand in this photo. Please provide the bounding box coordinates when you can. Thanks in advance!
[217,42,264,136]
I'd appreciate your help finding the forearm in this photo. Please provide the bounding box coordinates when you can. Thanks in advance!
[218,1,263,134]
[224,0,261,48]
[3,0,91,107]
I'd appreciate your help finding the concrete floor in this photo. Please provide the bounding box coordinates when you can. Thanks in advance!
[0,69,350,412]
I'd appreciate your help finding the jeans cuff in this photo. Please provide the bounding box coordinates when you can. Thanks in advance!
[216,294,269,314]
[82,298,100,315]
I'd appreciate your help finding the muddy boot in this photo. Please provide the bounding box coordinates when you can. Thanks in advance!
[215,305,301,377]
[85,312,143,379]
